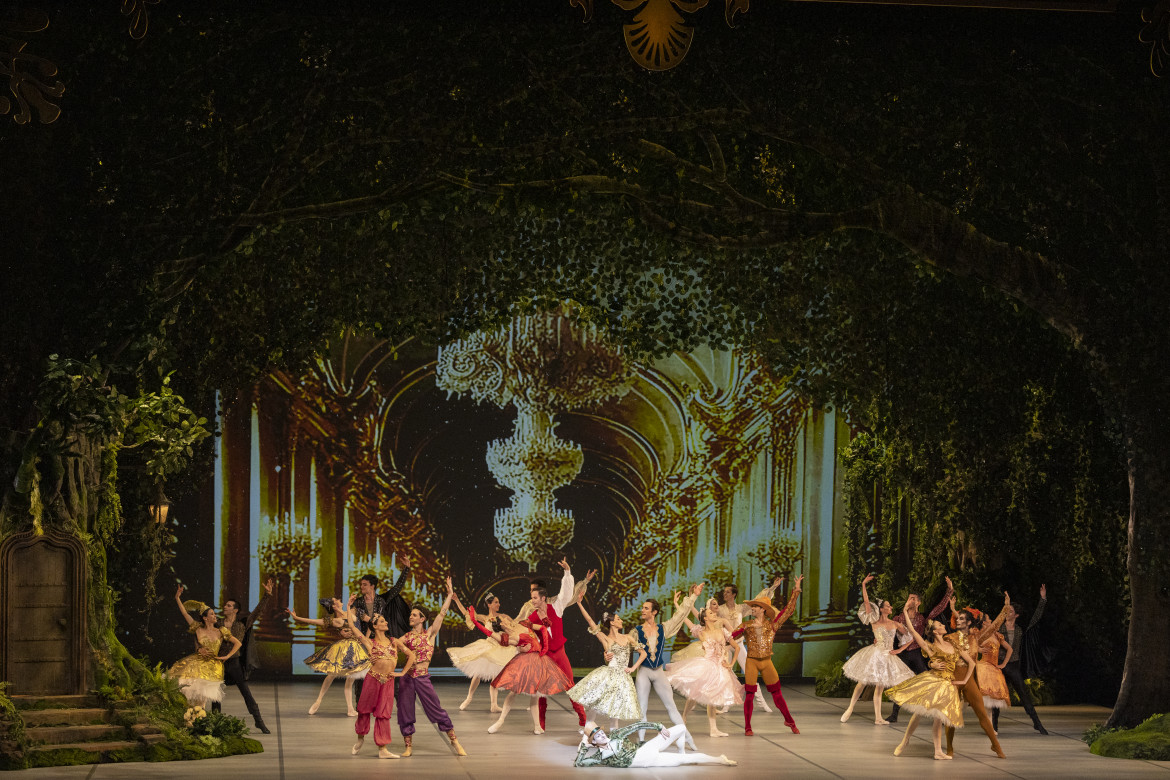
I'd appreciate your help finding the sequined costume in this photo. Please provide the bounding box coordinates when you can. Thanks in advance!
[303,618,370,677]
[448,613,518,681]
[731,588,801,733]
[884,643,965,729]
[841,610,914,689]
[355,639,398,747]
[569,641,644,720]
[976,634,1011,710]
[664,629,744,708]
[169,627,232,705]
[396,629,456,737]
[574,721,734,769]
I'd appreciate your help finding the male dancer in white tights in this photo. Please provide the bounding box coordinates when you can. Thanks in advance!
[626,584,701,746]
[574,721,736,768]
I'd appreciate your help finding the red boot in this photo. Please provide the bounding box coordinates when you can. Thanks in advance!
[743,684,757,736]
[767,681,798,733]
[571,700,587,727]
[537,696,548,731]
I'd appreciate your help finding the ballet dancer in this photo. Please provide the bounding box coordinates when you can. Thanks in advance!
[839,574,913,724]
[664,602,744,737]
[940,590,1010,758]
[732,575,803,735]
[574,721,737,768]
[169,585,241,709]
[997,585,1049,735]
[395,577,466,757]
[346,596,415,759]
[569,597,647,726]
[288,597,369,716]
[887,576,954,723]
[474,611,572,734]
[716,577,784,714]
[449,589,516,712]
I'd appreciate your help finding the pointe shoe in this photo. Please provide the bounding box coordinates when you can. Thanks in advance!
[533,726,544,735]
[488,718,505,733]
[840,709,853,723]
[686,733,698,751]
[933,752,953,760]
[720,755,738,767]
[459,697,473,711]
[874,718,890,725]
[402,735,412,757]
[447,730,468,756]
[894,740,907,756]
[308,700,321,715]
[491,705,503,713]
[994,747,1007,759]
[352,737,364,755]
[717,706,729,714]
[378,746,400,759]
[347,709,358,717]
[710,727,729,738]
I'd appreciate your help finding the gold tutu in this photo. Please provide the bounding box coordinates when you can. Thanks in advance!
[168,631,228,704]
[304,637,370,676]
[885,645,964,729]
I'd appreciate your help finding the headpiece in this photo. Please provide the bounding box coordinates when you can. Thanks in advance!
[602,611,609,623]
[183,599,213,616]
[319,597,340,613]
[484,592,496,603]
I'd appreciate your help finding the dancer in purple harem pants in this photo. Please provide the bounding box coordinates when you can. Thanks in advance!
[395,577,468,757]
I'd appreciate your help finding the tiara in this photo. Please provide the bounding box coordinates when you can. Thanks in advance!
[485,592,495,602]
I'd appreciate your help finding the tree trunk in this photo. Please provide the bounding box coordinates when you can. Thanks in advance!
[1107,392,1170,728]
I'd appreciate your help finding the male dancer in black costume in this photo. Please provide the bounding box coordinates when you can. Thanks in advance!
[215,577,275,733]
[352,555,412,701]
[996,584,1049,735]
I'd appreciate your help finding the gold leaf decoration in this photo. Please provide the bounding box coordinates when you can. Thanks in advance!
[1140,0,1170,76]
[0,10,63,125]
[614,0,709,72]
[121,0,160,41]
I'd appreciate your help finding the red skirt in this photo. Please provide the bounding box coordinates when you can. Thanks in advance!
[491,652,572,696]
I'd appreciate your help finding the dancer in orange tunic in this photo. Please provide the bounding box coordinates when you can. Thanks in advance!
[731,575,803,736]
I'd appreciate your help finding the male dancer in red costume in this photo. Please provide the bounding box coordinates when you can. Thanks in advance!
[519,558,594,730]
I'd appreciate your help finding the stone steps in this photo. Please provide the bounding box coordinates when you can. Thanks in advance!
[7,693,166,767]
[20,708,109,727]
[10,694,103,710]
[24,724,128,745]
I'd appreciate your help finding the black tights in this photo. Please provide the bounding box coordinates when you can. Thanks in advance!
[889,650,928,721]
[993,663,1043,730]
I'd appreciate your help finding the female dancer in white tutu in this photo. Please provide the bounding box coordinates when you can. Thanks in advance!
[664,604,744,737]
[568,597,647,727]
[840,574,913,724]
[449,590,517,712]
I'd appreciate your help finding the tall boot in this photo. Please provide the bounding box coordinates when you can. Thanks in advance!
[538,696,548,731]
[446,729,468,756]
[248,703,271,734]
[766,681,798,733]
[571,699,587,727]
[992,708,1000,732]
[211,701,222,714]
[743,685,757,736]
[888,702,901,724]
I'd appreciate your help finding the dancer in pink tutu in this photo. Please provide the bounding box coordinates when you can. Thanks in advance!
[839,574,913,724]
[664,602,744,737]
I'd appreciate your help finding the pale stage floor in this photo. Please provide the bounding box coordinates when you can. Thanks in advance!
[23,679,1170,779]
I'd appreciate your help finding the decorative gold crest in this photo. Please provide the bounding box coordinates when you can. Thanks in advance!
[1140,0,1170,76]
[0,10,63,125]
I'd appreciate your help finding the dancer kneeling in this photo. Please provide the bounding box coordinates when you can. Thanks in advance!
[575,721,737,768]
[840,574,912,724]
[569,597,647,727]
[885,595,976,760]
[346,597,415,759]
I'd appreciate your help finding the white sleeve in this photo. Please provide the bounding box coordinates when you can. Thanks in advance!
[551,568,575,617]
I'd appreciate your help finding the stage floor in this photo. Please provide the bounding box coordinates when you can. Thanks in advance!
[20,680,1170,779]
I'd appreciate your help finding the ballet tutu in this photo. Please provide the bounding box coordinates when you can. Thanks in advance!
[491,652,573,696]
[568,664,643,720]
[670,640,704,662]
[664,657,744,708]
[448,638,518,681]
[168,654,226,704]
[304,637,370,677]
[841,644,914,688]
[885,670,964,728]
[977,661,1012,710]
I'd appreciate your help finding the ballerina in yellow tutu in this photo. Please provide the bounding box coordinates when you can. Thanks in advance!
[169,585,242,708]
[885,595,976,760]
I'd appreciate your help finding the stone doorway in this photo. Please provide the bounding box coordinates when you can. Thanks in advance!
[0,531,89,695]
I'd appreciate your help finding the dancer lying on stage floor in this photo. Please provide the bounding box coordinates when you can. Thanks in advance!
[574,721,737,768]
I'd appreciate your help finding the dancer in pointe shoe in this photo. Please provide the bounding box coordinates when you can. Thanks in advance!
[574,721,737,768]
[732,575,803,735]
[840,575,913,725]
[885,596,976,760]
[887,576,954,723]
[449,589,517,712]
[664,602,744,738]
[289,597,370,716]
[515,558,594,730]
[169,585,241,709]
[939,589,1011,758]
[346,596,415,759]
[473,610,572,734]
[395,577,466,757]
[568,597,647,727]
[996,585,1050,736]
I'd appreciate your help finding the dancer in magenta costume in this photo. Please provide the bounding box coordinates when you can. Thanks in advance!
[345,596,415,759]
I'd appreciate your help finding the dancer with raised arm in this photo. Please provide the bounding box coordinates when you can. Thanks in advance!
[884,595,976,760]
[346,596,416,760]
[473,609,572,735]
[396,577,467,757]
[997,584,1050,735]
[574,721,737,768]
[169,585,241,709]
[716,577,784,714]
[940,590,1011,758]
[664,602,744,737]
[288,597,370,716]
[353,555,413,637]
[216,577,275,732]
[568,596,647,727]
[840,574,913,724]
[516,558,593,730]
[887,575,955,723]
[732,575,803,736]
[449,589,516,712]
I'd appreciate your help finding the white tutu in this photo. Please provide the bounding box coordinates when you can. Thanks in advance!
[176,676,226,705]
[448,637,518,681]
[842,625,913,688]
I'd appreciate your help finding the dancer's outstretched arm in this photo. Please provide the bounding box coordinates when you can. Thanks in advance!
[174,585,197,627]
[286,608,326,627]
[426,577,455,641]
[662,583,703,638]
[575,597,612,649]
[974,591,1012,644]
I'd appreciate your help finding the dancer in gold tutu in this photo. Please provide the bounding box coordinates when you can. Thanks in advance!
[170,585,242,708]
[288,597,370,716]
[885,595,976,760]
[449,590,517,712]
[568,596,647,726]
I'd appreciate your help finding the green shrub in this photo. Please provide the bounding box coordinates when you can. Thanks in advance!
[813,659,855,698]
[1012,676,1057,706]
[1088,713,1170,760]
[0,682,29,770]
[189,711,248,740]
